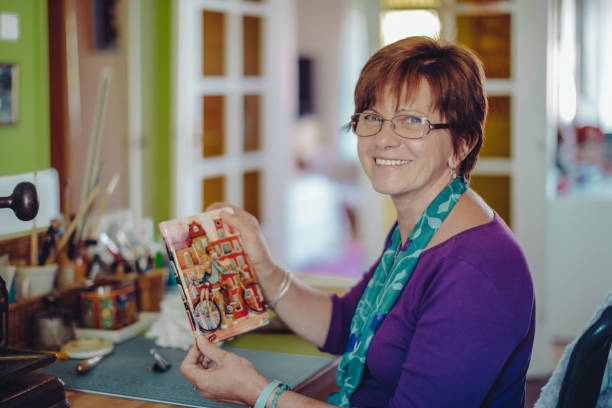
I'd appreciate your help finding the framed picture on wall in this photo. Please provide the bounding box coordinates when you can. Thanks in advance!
[0,64,18,125]
[92,0,118,50]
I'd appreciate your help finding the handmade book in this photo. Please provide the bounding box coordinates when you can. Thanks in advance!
[159,208,269,343]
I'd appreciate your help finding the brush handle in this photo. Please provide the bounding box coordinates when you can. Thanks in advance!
[76,352,110,375]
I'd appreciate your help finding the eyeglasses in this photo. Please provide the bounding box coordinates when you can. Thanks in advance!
[350,112,450,140]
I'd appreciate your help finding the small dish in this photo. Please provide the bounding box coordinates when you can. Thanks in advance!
[61,338,114,359]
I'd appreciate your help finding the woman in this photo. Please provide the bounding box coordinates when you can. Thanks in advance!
[180,36,535,407]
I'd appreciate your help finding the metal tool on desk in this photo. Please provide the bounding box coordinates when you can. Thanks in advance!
[60,338,114,375]
[76,349,114,375]
[149,348,171,372]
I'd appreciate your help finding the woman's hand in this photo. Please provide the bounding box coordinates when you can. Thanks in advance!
[180,335,269,405]
[206,202,279,279]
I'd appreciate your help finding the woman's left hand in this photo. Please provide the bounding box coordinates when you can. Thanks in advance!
[180,335,269,405]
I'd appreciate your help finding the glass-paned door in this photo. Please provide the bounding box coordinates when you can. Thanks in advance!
[174,0,295,263]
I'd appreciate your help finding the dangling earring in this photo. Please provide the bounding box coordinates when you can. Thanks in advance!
[450,167,457,179]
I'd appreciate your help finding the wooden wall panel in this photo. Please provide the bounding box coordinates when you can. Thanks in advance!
[243,94,261,152]
[243,170,261,221]
[202,175,225,211]
[243,16,262,76]
[481,95,511,158]
[202,11,225,76]
[456,14,511,78]
[470,174,511,227]
[203,95,225,157]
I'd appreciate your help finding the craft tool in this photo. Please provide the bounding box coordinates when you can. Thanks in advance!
[50,183,101,262]
[148,348,171,372]
[86,173,119,238]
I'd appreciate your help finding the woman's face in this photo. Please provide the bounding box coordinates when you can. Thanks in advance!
[357,80,457,203]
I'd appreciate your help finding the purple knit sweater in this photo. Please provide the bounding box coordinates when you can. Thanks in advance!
[320,215,535,407]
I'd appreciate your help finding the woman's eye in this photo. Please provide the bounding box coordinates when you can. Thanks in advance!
[396,115,422,127]
[363,114,381,123]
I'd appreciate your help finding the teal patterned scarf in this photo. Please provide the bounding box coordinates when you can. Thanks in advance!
[328,178,467,406]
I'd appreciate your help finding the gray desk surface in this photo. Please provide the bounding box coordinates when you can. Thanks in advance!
[41,337,334,408]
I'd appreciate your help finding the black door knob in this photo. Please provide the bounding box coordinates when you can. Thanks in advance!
[0,181,39,221]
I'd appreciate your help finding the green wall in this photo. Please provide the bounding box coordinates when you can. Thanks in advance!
[0,0,49,176]
[141,0,172,226]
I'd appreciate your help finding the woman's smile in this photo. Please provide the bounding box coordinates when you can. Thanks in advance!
[374,157,411,166]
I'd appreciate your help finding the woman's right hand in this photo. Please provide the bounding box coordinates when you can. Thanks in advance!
[206,202,278,279]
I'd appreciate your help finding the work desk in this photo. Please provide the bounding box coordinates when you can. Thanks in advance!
[63,360,338,408]
[42,335,339,407]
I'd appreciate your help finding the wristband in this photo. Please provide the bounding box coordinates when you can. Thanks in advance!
[270,383,291,408]
[269,269,292,310]
[254,380,280,408]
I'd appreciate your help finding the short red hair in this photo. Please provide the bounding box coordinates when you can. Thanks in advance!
[353,36,487,182]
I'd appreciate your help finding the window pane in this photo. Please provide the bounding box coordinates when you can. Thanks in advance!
[481,96,511,158]
[380,0,441,6]
[380,10,441,44]
[202,11,225,76]
[243,15,262,76]
[470,175,511,227]
[457,0,505,3]
[243,94,261,152]
[456,14,511,78]
[202,175,225,211]
[203,95,225,157]
[243,170,261,221]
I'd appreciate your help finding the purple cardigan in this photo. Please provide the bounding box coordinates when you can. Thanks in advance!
[320,215,535,407]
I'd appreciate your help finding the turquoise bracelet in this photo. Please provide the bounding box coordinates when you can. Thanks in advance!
[270,383,291,408]
[254,380,280,408]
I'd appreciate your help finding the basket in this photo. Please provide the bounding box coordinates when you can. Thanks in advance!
[136,268,166,312]
[79,281,138,330]
[8,288,80,348]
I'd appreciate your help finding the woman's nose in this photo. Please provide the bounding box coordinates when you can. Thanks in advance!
[374,119,401,148]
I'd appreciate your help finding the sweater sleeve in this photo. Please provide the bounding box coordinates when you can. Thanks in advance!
[387,259,533,407]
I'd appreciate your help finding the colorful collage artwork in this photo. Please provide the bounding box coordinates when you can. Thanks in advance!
[159,208,269,343]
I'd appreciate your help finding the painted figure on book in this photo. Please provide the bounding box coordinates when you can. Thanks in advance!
[162,214,268,339]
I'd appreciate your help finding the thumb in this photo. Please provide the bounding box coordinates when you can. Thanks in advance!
[206,201,235,212]
[195,334,225,360]
[219,210,239,230]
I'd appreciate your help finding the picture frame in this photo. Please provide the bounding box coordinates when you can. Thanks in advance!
[0,64,18,125]
[92,0,118,50]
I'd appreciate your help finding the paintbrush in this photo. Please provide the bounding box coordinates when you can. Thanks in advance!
[45,184,101,265]
[76,348,113,375]
[86,173,119,238]
[0,355,49,360]
[29,173,38,266]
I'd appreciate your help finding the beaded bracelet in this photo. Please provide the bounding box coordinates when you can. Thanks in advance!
[254,380,280,408]
[270,383,291,408]
[268,269,292,310]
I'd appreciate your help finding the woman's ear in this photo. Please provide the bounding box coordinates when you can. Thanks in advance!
[448,137,475,169]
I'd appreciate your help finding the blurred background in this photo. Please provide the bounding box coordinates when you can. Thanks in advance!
[1,0,612,379]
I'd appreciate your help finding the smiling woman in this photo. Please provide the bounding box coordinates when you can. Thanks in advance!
[355,83,455,203]
[179,37,535,408]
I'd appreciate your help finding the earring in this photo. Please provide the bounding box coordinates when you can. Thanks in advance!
[450,167,457,179]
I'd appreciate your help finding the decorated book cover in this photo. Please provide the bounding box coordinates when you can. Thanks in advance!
[159,208,269,343]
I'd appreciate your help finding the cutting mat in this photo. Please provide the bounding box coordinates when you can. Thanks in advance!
[41,336,334,408]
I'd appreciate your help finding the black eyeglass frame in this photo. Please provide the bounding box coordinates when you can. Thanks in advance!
[350,113,450,140]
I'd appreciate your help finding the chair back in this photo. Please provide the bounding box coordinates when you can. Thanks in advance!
[557,306,612,408]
